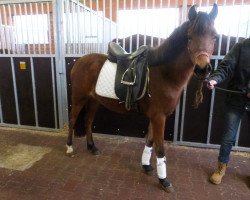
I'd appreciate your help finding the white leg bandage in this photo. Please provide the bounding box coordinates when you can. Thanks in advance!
[157,157,167,179]
[141,146,153,165]
[66,145,73,154]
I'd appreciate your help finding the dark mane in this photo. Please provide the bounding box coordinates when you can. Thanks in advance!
[148,21,189,66]
[189,12,215,35]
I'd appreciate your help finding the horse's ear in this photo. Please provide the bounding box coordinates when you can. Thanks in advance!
[188,5,197,21]
[209,3,218,21]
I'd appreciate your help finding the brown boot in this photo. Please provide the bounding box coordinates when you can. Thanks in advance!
[210,162,227,185]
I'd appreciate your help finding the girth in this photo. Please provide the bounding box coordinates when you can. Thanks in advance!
[107,42,150,111]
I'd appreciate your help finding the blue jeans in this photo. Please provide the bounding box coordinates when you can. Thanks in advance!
[218,103,246,164]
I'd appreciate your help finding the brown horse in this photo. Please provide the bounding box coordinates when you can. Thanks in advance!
[66,4,218,192]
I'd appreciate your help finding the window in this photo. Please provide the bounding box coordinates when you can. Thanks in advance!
[14,14,48,44]
[199,5,250,38]
[117,8,179,38]
[64,10,103,43]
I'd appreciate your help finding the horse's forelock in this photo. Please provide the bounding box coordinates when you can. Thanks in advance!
[190,12,214,35]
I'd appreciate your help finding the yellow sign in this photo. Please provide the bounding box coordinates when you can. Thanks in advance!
[20,61,26,70]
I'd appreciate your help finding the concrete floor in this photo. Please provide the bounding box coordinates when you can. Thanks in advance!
[0,127,249,200]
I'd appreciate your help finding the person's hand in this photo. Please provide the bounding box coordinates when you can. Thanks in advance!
[247,92,250,98]
[207,80,217,90]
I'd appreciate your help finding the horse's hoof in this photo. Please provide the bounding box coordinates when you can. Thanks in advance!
[91,148,100,155]
[66,152,76,158]
[142,165,154,176]
[66,145,76,157]
[87,144,100,155]
[159,178,175,193]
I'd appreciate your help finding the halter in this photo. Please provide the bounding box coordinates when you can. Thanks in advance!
[187,40,211,70]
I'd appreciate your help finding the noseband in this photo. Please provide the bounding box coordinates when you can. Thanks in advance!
[196,51,209,58]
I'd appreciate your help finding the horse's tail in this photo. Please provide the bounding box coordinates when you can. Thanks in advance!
[193,80,204,109]
[73,107,86,137]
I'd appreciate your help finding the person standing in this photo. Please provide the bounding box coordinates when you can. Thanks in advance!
[207,37,250,185]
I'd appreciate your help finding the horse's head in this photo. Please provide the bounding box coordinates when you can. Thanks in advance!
[187,4,218,80]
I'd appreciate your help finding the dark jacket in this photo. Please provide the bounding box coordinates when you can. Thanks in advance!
[208,38,250,106]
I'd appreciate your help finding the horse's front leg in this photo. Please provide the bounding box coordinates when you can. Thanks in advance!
[142,122,154,175]
[151,114,174,193]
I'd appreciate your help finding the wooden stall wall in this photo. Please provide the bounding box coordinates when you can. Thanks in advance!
[0,58,17,124]
[0,56,57,128]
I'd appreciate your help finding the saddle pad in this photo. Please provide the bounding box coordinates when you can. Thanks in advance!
[95,60,119,99]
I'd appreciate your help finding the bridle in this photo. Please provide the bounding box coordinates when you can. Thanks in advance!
[187,42,213,80]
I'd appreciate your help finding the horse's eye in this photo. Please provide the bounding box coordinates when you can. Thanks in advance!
[187,36,192,42]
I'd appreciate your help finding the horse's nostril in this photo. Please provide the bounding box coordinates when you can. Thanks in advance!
[207,64,212,72]
[194,64,200,69]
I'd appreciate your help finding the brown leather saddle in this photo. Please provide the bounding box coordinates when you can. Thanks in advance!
[107,42,150,111]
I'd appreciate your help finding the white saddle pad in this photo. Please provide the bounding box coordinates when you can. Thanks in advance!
[95,60,119,99]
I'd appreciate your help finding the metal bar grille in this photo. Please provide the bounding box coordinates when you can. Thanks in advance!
[0,1,58,131]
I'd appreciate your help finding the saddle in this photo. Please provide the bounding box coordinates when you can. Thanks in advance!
[107,42,150,111]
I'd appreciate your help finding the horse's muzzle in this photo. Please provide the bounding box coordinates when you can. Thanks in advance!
[194,63,212,80]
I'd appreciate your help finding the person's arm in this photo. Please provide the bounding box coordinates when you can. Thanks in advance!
[247,80,250,98]
[207,42,242,90]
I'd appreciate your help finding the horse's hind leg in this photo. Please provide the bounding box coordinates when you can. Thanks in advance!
[84,98,100,155]
[66,101,86,155]
[142,122,154,175]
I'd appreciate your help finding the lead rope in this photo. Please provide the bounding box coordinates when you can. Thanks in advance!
[193,79,247,109]
[213,86,246,94]
[193,80,204,109]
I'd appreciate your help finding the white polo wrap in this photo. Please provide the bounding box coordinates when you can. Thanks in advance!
[157,157,167,179]
[66,145,73,154]
[141,145,153,165]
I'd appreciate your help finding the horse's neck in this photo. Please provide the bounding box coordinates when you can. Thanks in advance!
[172,51,195,84]
[148,22,189,66]
[149,45,194,89]
[148,22,195,87]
